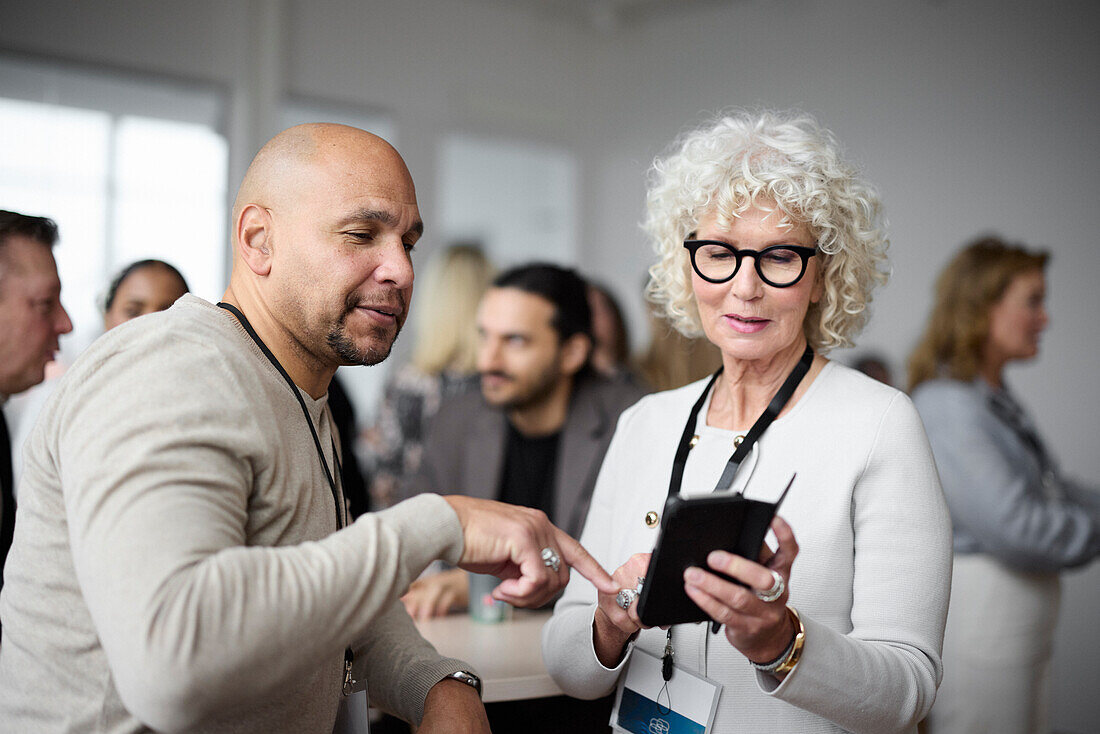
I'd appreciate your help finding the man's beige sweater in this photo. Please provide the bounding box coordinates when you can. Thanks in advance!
[0,294,468,733]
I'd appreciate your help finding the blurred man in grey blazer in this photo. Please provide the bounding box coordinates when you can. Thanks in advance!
[401,263,645,620]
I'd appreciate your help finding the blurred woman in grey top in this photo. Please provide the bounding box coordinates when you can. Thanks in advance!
[910,237,1100,734]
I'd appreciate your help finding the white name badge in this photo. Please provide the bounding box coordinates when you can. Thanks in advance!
[610,647,721,734]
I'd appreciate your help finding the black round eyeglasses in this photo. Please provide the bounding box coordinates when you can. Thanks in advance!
[683,240,818,288]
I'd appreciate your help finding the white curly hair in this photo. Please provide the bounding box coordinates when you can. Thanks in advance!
[644,109,889,352]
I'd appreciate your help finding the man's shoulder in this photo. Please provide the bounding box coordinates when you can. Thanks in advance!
[574,371,647,412]
[60,295,264,402]
[429,388,500,438]
[559,371,649,441]
[80,295,232,357]
[31,296,279,469]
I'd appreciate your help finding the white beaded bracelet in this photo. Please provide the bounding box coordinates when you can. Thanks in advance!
[749,606,805,675]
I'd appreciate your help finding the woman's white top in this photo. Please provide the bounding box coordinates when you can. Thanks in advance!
[543,361,952,734]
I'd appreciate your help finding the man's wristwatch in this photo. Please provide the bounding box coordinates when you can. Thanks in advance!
[446,670,483,698]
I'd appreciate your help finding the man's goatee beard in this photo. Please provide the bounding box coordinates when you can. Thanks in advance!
[327,324,401,366]
[327,290,406,366]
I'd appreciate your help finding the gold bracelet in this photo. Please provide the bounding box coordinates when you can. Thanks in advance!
[772,606,805,676]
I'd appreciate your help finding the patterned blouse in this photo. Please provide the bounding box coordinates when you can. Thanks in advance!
[362,366,479,509]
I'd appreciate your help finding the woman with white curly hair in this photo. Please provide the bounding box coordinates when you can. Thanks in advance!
[542,110,952,733]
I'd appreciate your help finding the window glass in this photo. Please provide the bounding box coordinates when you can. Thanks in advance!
[113,116,227,306]
[0,60,227,362]
[438,135,578,267]
[0,98,111,357]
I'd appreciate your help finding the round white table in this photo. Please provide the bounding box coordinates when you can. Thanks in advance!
[415,610,563,703]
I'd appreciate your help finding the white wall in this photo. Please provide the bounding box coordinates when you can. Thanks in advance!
[1,0,1097,729]
[577,8,1100,728]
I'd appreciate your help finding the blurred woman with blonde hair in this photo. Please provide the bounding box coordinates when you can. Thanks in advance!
[911,236,1100,734]
[635,303,722,392]
[363,244,494,508]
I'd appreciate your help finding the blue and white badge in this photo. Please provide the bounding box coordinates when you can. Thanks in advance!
[610,648,721,734]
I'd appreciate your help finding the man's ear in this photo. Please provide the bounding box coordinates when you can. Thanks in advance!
[237,204,273,276]
[560,333,592,377]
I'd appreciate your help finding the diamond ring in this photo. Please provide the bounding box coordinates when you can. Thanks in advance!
[755,569,785,603]
[541,547,561,573]
[615,588,638,610]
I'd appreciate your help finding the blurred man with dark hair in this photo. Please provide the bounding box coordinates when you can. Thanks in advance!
[0,210,72,625]
[399,263,644,733]
[401,263,646,620]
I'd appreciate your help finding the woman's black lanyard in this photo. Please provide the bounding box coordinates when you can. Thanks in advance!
[668,343,814,498]
[218,302,358,694]
[663,343,814,645]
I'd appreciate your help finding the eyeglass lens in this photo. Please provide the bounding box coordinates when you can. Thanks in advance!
[693,243,807,286]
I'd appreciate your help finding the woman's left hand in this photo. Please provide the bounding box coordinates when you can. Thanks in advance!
[682,516,800,665]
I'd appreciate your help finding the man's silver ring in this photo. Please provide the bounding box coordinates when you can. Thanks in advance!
[541,547,561,573]
[755,569,785,603]
[615,588,638,610]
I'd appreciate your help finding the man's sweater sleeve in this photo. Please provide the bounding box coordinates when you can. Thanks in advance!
[350,600,473,725]
[57,341,464,732]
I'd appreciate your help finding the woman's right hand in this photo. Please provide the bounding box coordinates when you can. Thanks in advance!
[683,516,800,669]
[593,552,652,668]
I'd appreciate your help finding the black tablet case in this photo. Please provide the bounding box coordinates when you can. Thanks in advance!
[636,493,778,627]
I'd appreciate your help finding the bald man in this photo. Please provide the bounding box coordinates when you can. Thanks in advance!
[0,125,614,733]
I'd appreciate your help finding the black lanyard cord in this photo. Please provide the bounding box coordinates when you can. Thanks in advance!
[668,343,814,498]
[217,302,344,530]
[667,371,721,498]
